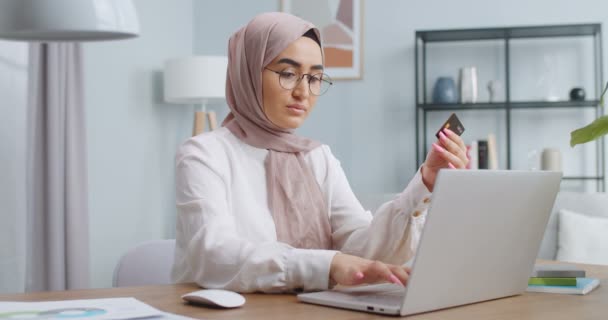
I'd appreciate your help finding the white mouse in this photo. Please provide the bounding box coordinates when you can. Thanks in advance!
[181,289,246,308]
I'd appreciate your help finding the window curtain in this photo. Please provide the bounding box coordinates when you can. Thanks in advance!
[26,42,90,291]
[0,41,28,293]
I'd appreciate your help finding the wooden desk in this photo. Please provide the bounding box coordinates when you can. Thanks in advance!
[0,262,605,319]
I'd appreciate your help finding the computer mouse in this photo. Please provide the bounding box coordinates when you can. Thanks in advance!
[181,289,246,308]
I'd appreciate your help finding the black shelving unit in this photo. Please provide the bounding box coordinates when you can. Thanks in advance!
[415,23,605,191]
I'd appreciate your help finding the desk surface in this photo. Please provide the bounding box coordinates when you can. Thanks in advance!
[0,261,605,319]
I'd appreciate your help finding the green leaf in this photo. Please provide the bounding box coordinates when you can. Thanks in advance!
[600,82,608,108]
[570,115,608,147]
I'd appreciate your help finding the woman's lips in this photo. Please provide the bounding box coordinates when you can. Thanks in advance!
[287,104,306,115]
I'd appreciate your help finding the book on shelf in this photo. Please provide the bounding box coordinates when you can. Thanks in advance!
[468,141,478,169]
[477,140,488,169]
[531,264,586,278]
[487,133,498,170]
[526,277,600,295]
[528,277,577,286]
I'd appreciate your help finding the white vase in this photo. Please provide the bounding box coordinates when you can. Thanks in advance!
[487,80,503,102]
[459,67,478,103]
[541,148,562,171]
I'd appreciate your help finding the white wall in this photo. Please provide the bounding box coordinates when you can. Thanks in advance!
[3,0,608,291]
[0,41,27,293]
[194,0,608,194]
[84,0,194,288]
[83,0,608,287]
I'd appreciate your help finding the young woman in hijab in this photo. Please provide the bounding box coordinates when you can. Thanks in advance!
[172,12,468,293]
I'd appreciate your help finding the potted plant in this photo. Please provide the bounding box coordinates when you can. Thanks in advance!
[570,82,608,146]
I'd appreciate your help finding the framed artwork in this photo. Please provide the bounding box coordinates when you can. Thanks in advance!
[280,0,363,80]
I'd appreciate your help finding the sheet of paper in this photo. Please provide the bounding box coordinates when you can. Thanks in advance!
[0,297,163,320]
[142,312,202,320]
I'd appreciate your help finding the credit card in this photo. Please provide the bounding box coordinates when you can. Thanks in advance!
[436,113,465,139]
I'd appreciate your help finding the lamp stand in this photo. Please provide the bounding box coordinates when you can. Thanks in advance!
[192,102,218,136]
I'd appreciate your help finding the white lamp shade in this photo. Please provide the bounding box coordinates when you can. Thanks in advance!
[164,56,228,104]
[0,0,139,41]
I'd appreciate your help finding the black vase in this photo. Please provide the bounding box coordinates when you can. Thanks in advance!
[569,87,586,101]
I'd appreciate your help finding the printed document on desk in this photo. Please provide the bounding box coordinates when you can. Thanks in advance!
[141,312,200,320]
[0,297,163,320]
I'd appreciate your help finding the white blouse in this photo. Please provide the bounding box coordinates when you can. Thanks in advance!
[171,127,432,293]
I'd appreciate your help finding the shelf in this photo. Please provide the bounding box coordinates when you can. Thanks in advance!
[419,102,505,111]
[417,23,601,42]
[415,23,605,191]
[510,100,600,109]
[418,100,599,111]
[562,176,604,181]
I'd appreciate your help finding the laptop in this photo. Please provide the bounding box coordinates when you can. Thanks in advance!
[298,170,562,316]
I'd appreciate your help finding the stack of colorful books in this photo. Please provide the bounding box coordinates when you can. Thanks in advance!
[526,264,600,295]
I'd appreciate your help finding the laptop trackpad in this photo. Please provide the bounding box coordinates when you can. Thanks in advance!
[329,283,406,307]
[334,283,405,295]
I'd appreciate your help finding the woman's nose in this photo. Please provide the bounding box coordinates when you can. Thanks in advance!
[292,76,310,98]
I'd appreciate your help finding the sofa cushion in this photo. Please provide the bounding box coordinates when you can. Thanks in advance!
[537,192,608,259]
[556,209,608,265]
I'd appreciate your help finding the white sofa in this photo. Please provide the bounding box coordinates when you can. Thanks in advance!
[358,191,608,261]
[538,191,608,260]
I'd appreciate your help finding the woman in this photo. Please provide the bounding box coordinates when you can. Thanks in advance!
[172,12,468,293]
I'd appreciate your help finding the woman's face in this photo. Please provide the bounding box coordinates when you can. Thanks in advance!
[262,36,323,129]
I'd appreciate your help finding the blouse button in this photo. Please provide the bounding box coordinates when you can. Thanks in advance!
[423,197,431,204]
[413,210,422,217]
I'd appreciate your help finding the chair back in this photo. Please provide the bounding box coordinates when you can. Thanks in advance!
[113,239,176,287]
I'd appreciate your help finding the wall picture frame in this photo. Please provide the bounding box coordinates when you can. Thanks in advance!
[280,0,363,80]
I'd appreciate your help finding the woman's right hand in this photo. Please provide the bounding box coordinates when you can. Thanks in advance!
[329,253,410,287]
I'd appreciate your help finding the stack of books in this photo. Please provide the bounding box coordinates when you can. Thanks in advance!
[467,133,498,170]
[526,264,600,295]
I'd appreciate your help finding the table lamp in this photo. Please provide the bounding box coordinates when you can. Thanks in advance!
[164,56,228,136]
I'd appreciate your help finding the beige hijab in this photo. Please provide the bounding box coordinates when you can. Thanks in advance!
[222,12,332,250]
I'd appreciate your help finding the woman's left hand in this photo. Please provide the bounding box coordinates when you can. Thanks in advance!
[421,128,468,192]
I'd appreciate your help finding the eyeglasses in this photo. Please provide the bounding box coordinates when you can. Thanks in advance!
[264,67,333,96]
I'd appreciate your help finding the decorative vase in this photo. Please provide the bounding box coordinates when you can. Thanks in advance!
[432,77,458,104]
[459,67,478,103]
[569,87,586,101]
[487,80,503,103]
[541,148,562,171]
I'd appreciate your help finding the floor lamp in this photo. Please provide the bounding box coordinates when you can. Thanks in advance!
[0,0,139,41]
[164,56,228,136]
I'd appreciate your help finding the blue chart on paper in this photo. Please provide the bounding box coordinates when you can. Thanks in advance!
[0,308,107,319]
